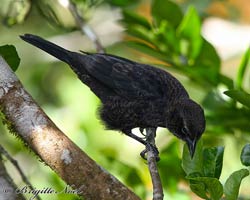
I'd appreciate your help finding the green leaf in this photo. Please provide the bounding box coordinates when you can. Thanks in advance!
[1,0,31,26]
[197,39,221,69]
[126,41,174,64]
[153,21,180,55]
[203,146,224,179]
[224,169,249,200]
[189,182,208,199]
[125,26,154,45]
[236,47,250,90]
[224,90,250,108]
[177,6,202,59]
[107,0,140,7]
[122,10,151,29]
[151,0,183,27]
[241,144,250,166]
[182,139,203,175]
[0,45,20,71]
[219,74,234,89]
[194,39,221,86]
[187,176,223,200]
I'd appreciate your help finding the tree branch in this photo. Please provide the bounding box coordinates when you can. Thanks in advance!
[0,56,140,200]
[146,128,164,200]
[66,0,105,53]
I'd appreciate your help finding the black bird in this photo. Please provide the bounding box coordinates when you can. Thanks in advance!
[20,34,205,159]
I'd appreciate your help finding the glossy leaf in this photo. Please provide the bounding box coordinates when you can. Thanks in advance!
[203,146,224,179]
[177,6,202,59]
[189,182,208,199]
[151,0,183,27]
[0,45,20,71]
[224,169,249,200]
[241,144,250,166]
[194,39,221,86]
[224,90,250,108]
[187,176,223,200]
[182,140,203,175]
[122,10,151,29]
[236,47,250,90]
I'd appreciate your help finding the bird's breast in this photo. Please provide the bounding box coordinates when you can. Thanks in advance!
[99,98,165,130]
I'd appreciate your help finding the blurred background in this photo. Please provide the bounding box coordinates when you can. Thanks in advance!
[0,0,250,199]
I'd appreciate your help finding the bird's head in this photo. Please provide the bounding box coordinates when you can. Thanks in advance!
[166,98,205,158]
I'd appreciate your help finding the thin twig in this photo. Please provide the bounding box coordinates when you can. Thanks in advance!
[146,128,164,200]
[67,0,105,53]
[0,154,26,200]
[0,145,42,200]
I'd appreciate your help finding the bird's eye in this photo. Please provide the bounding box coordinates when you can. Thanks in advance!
[181,127,188,135]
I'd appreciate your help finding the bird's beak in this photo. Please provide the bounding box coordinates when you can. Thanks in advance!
[186,138,197,158]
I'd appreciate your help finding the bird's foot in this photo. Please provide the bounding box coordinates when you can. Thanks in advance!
[140,143,160,162]
[122,128,160,161]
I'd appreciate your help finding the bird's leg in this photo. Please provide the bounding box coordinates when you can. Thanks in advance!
[123,130,147,145]
[123,128,159,161]
[140,127,160,161]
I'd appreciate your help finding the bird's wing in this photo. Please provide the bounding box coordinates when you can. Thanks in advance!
[81,54,164,99]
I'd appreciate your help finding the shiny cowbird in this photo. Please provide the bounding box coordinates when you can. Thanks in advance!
[20,34,205,159]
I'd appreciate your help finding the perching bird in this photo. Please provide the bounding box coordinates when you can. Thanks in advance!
[20,34,205,159]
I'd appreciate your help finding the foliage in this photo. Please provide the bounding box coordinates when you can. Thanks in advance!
[224,90,250,108]
[121,0,223,87]
[224,46,250,109]
[121,0,250,137]
[182,141,250,200]
[121,0,250,199]
[0,45,20,71]
[121,0,250,126]
[0,0,250,199]
[224,169,249,200]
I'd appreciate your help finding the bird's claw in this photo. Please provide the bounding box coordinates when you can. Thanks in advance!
[139,128,146,137]
[140,143,160,162]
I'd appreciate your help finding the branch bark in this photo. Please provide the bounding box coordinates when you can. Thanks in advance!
[0,56,140,200]
[146,128,164,200]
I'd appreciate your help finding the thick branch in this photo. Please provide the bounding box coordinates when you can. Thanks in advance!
[0,56,140,200]
[146,128,164,200]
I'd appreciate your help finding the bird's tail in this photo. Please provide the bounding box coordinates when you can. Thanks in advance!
[20,34,72,64]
